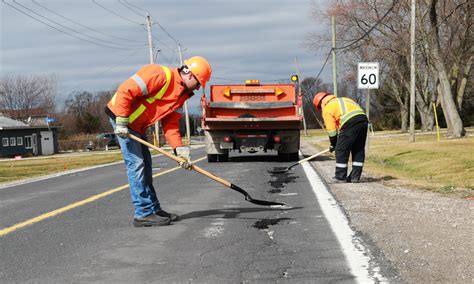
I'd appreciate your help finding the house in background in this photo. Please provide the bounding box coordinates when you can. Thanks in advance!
[0,114,60,157]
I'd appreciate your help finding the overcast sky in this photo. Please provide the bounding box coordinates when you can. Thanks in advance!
[1,0,332,112]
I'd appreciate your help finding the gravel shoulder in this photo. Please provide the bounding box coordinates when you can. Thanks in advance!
[301,140,473,283]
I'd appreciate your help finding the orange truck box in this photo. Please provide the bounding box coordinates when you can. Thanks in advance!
[201,79,302,162]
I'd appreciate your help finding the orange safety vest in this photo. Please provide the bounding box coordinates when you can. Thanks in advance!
[321,97,366,137]
[107,64,192,148]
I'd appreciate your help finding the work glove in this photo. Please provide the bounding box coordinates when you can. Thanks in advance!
[175,146,192,170]
[329,145,335,153]
[114,117,130,139]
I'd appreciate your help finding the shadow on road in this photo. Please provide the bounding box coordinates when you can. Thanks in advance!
[228,155,279,162]
[179,206,303,221]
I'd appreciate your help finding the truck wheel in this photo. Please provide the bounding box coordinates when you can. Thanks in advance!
[218,151,229,162]
[278,152,299,162]
[207,151,229,162]
[207,154,218,162]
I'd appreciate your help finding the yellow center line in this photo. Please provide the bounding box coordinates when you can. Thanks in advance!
[0,156,206,237]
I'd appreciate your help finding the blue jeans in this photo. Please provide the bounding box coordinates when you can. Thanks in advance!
[109,118,161,218]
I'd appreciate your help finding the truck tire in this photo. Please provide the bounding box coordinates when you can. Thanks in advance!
[207,151,229,162]
[207,154,218,162]
[278,152,299,162]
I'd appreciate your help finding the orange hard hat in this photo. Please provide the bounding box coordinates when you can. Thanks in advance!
[313,92,333,110]
[184,56,212,88]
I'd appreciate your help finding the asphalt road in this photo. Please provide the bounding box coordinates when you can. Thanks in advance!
[0,146,388,283]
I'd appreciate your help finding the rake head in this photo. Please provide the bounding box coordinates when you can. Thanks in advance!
[245,195,287,207]
[267,166,291,174]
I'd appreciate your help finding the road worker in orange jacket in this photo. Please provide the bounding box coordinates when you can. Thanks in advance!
[313,92,368,183]
[105,56,212,227]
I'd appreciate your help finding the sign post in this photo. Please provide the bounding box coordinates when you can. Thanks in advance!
[357,62,379,156]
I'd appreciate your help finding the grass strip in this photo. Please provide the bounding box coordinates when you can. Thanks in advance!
[304,129,473,198]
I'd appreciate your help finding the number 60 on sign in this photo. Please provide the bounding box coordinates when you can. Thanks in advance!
[358,62,379,89]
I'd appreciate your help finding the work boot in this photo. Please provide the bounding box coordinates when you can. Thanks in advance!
[348,166,363,183]
[346,176,360,183]
[156,209,179,222]
[133,214,171,227]
[331,176,347,183]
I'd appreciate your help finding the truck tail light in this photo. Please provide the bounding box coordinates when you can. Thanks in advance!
[273,135,281,143]
[224,136,231,142]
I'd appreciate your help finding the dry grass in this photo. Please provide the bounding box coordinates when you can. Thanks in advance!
[303,129,474,198]
[0,152,123,184]
[0,145,170,184]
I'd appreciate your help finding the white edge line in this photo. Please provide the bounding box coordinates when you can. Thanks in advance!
[300,153,386,283]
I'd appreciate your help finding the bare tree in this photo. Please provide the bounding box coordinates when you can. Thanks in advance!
[63,91,99,134]
[0,74,57,116]
[300,77,326,128]
[304,0,471,136]
[58,89,115,136]
[424,0,466,137]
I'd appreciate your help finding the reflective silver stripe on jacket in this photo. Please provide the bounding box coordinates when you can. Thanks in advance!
[131,74,148,96]
[327,130,338,137]
[341,109,366,126]
[338,98,365,126]
[337,98,347,116]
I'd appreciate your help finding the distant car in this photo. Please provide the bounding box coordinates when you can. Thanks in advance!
[85,140,94,151]
[96,133,120,149]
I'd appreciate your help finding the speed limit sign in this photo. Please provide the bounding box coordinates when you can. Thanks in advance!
[358,62,379,89]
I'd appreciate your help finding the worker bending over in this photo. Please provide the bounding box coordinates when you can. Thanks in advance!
[105,56,212,227]
[313,92,368,183]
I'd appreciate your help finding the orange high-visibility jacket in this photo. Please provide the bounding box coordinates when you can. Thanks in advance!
[321,96,366,137]
[107,64,192,149]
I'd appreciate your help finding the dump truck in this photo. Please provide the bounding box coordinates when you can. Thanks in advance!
[201,79,303,162]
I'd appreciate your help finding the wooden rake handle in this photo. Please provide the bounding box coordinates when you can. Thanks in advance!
[128,134,232,188]
[297,149,330,165]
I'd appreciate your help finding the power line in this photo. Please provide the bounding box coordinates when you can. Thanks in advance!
[335,0,397,51]
[114,1,180,57]
[299,2,398,124]
[156,51,175,66]
[13,0,126,47]
[212,77,245,82]
[118,0,143,18]
[2,0,145,51]
[122,0,148,14]
[150,34,175,52]
[91,0,143,25]
[93,0,176,53]
[154,20,180,45]
[299,49,333,124]
[10,0,144,49]
[314,49,333,82]
[31,0,146,46]
[212,76,291,83]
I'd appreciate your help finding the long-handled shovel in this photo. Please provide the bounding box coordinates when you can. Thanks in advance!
[268,149,330,174]
[129,134,287,208]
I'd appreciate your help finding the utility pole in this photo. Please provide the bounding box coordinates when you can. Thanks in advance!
[331,16,338,97]
[146,13,161,146]
[365,89,370,155]
[178,44,191,145]
[409,0,416,142]
[146,13,154,64]
[294,57,307,136]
